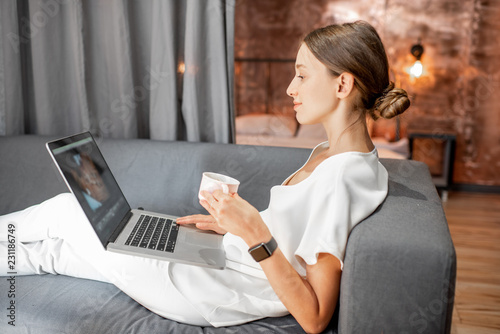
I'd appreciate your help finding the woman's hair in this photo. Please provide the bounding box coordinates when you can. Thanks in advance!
[303,21,410,120]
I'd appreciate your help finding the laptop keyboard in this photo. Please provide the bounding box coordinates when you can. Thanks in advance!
[125,215,178,253]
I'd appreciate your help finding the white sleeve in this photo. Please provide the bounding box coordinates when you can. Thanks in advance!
[294,156,388,269]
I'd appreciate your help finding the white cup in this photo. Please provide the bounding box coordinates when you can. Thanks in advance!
[198,172,240,201]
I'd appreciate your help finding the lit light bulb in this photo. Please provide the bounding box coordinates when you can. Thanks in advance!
[178,62,185,74]
[409,41,424,79]
[410,60,423,78]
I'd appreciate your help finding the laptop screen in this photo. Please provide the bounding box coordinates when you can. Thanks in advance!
[47,132,131,247]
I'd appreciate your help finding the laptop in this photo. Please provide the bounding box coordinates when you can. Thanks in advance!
[46,131,226,270]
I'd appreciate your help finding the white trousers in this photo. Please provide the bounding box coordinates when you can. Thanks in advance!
[0,193,210,326]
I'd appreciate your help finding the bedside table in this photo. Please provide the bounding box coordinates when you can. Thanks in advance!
[408,132,456,201]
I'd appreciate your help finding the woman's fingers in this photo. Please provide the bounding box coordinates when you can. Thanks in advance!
[200,190,226,213]
[177,214,212,225]
[176,214,226,234]
[200,199,216,217]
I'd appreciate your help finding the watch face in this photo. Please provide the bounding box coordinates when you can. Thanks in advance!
[250,244,271,262]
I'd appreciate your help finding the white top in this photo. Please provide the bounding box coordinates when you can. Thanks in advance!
[168,142,389,327]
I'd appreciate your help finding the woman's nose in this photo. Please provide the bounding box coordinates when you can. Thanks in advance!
[286,78,297,97]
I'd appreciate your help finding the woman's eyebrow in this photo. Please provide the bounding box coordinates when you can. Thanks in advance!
[295,64,305,69]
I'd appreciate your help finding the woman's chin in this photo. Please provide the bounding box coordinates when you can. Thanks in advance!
[296,115,318,126]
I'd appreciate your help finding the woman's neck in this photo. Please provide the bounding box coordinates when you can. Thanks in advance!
[322,109,374,155]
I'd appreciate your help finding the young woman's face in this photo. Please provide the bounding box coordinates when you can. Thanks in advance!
[286,44,339,125]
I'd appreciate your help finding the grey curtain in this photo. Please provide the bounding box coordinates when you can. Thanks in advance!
[0,0,235,143]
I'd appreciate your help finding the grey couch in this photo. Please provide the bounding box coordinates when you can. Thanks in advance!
[0,135,456,333]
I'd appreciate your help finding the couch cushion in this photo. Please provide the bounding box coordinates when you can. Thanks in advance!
[0,274,320,334]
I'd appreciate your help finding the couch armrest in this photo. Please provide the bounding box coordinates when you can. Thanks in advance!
[339,159,456,333]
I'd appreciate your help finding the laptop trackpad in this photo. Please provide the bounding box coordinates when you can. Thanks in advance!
[184,229,222,248]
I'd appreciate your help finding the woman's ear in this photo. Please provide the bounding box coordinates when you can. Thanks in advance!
[336,73,355,99]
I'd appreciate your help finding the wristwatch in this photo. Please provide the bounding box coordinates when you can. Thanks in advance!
[248,237,278,262]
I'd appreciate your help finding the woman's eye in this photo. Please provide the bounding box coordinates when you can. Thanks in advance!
[297,75,304,79]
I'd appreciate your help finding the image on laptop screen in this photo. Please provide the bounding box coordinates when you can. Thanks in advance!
[49,133,130,246]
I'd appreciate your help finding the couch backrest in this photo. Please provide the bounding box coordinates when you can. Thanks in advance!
[339,158,456,332]
[0,136,310,215]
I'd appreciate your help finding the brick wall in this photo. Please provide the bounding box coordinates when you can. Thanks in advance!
[234,0,500,187]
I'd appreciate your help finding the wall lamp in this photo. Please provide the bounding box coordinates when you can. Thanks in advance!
[409,40,424,78]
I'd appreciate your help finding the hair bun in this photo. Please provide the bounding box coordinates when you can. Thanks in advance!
[372,82,410,120]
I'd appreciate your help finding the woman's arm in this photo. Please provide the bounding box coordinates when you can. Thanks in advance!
[198,190,341,333]
[261,250,341,333]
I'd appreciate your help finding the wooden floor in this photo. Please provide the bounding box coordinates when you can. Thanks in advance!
[443,192,500,334]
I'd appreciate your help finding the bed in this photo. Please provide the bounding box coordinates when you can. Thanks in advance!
[235,113,409,159]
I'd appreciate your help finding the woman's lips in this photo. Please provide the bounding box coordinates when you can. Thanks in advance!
[293,102,302,110]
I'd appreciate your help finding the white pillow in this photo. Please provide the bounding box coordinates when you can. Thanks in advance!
[235,114,298,138]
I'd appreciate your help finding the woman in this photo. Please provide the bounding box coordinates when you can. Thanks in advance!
[0,21,409,333]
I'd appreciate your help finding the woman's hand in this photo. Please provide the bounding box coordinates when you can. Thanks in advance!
[176,214,227,235]
[198,190,271,247]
